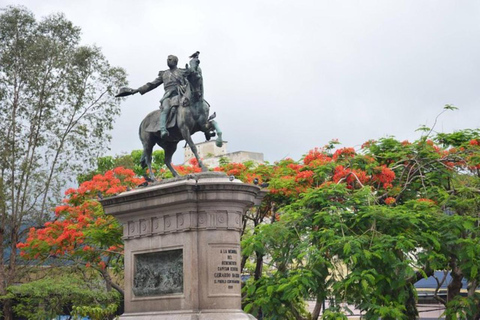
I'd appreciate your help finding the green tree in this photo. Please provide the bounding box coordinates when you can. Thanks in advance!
[0,6,127,318]
[240,121,480,319]
[1,271,120,320]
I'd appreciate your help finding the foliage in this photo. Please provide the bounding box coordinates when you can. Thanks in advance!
[1,272,120,320]
[236,124,480,319]
[0,5,127,318]
[72,303,119,320]
[77,149,165,183]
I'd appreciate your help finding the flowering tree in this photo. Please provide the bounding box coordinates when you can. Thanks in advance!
[17,167,144,304]
[240,126,480,320]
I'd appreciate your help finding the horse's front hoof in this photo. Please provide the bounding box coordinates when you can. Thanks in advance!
[215,139,223,148]
[144,175,156,183]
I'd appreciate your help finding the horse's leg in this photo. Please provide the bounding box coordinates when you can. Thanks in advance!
[194,101,213,141]
[139,129,157,181]
[209,120,223,148]
[181,128,208,172]
[163,142,179,177]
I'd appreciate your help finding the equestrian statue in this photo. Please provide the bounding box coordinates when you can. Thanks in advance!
[116,52,223,180]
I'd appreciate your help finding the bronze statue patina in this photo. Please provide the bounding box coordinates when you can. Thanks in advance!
[116,52,223,179]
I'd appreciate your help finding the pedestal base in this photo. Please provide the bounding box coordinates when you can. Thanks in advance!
[100,173,263,320]
[120,309,256,320]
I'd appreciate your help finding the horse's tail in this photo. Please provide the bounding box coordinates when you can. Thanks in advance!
[139,119,147,169]
[138,117,144,139]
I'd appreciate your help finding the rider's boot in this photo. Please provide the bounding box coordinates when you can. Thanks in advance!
[159,106,170,139]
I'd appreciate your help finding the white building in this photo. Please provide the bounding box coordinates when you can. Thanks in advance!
[183,140,264,168]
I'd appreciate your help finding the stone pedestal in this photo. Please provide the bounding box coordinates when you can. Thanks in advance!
[100,173,263,320]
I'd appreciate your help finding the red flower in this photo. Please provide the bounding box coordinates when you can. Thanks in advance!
[417,198,436,205]
[333,165,369,188]
[188,157,200,166]
[361,140,376,149]
[303,148,332,166]
[332,147,356,161]
[372,165,395,189]
[385,197,396,205]
[295,170,314,183]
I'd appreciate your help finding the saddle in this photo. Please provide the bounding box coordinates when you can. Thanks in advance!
[144,107,177,133]
[144,84,191,133]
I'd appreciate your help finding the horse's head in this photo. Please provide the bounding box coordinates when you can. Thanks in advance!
[186,57,203,104]
[189,57,200,72]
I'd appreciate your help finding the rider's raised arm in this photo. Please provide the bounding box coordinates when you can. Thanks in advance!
[137,71,164,95]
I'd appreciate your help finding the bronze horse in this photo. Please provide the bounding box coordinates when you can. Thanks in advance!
[138,57,223,179]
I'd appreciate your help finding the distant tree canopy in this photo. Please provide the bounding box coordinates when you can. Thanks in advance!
[0,5,127,319]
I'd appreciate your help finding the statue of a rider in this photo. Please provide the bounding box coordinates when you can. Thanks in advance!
[115,52,223,179]
[128,54,194,138]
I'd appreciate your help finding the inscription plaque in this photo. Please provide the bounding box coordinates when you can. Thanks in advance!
[208,244,241,296]
[133,249,183,297]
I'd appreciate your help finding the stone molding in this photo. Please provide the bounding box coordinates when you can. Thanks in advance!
[123,210,243,239]
[101,173,264,219]
[119,310,256,320]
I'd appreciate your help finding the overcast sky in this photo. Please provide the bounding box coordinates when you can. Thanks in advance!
[4,0,480,164]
